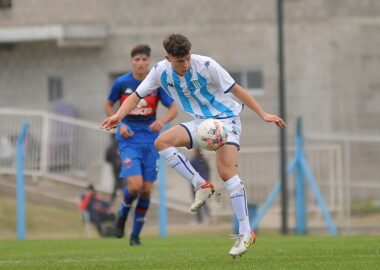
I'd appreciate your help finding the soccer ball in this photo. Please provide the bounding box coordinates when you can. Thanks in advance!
[196,119,228,151]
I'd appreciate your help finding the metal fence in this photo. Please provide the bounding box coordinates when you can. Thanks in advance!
[306,133,380,234]
[0,108,110,187]
[191,144,345,230]
[2,109,379,233]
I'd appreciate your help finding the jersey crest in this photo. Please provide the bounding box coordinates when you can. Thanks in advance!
[191,80,201,90]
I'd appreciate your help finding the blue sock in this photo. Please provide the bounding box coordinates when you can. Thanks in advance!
[118,186,136,218]
[131,197,150,238]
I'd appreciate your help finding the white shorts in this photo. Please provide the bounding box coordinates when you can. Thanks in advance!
[180,116,242,150]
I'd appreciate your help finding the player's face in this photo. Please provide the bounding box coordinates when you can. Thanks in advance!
[130,54,150,76]
[166,54,191,76]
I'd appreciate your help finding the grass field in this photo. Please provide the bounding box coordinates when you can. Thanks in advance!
[0,235,379,270]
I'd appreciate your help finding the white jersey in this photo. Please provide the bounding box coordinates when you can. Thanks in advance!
[136,54,243,119]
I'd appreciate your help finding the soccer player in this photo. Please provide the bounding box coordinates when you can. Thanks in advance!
[101,34,286,256]
[104,44,178,246]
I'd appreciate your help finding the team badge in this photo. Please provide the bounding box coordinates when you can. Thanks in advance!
[191,80,201,90]
[124,88,133,94]
[136,98,147,108]
[124,158,132,169]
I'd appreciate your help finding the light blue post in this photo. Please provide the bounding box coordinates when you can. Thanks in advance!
[252,116,337,235]
[252,182,281,230]
[158,124,168,238]
[300,158,337,235]
[295,117,306,234]
[251,158,296,230]
[295,117,336,235]
[16,122,29,240]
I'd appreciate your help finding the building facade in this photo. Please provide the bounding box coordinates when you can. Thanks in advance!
[1,0,379,144]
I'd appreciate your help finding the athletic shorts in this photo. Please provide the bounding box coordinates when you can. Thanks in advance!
[118,142,159,182]
[180,116,242,150]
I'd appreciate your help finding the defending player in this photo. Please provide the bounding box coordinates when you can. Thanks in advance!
[104,44,177,245]
[101,34,285,256]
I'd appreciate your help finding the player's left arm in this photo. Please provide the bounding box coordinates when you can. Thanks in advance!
[101,65,161,130]
[207,57,285,128]
[149,88,178,132]
[230,84,286,128]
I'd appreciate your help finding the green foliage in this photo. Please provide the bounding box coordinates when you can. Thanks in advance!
[0,235,379,270]
[352,201,380,215]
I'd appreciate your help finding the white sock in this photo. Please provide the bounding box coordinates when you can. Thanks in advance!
[159,147,205,188]
[224,175,251,235]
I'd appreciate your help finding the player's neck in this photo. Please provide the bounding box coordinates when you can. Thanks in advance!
[132,71,148,81]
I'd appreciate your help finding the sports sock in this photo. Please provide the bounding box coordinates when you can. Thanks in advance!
[131,197,150,238]
[159,147,205,188]
[118,186,137,218]
[224,175,251,235]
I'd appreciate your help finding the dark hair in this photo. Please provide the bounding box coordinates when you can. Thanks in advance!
[87,184,95,191]
[130,44,151,58]
[163,34,192,57]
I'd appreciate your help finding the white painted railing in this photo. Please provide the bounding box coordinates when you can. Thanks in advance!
[188,144,345,220]
[0,108,110,188]
[1,108,358,230]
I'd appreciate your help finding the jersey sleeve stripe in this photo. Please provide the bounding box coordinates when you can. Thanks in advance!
[135,91,143,99]
[223,82,236,93]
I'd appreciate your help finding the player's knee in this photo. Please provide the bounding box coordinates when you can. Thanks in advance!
[217,164,236,181]
[154,135,171,151]
[128,182,143,194]
[154,138,160,150]
[140,189,151,198]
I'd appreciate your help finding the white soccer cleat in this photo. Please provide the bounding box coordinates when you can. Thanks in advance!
[190,182,215,212]
[229,231,256,258]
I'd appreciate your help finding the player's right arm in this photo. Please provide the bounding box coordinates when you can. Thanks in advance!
[102,77,124,128]
[230,84,286,128]
[104,100,116,117]
[101,93,140,130]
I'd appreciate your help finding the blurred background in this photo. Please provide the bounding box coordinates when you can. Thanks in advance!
[0,0,379,239]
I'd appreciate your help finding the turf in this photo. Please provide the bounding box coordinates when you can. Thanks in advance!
[0,235,379,270]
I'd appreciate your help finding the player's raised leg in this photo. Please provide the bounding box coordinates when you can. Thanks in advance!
[155,125,214,212]
[216,144,256,257]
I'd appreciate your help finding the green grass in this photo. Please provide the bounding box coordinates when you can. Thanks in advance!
[0,236,379,270]
[0,194,84,239]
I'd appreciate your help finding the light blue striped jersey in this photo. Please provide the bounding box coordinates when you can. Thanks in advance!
[135,54,243,119]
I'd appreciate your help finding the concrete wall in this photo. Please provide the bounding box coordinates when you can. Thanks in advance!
[1,0,380,146]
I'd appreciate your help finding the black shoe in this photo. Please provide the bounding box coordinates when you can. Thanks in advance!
[114,216,127,238]
[129,236,142,246]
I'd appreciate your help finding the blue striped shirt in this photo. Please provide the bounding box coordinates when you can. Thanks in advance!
[136,54,242,119]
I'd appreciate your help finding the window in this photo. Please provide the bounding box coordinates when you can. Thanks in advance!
[229,70,264,95]
[48,77,63,102]
[0,0,12,9]
[229,71,242,86]
[0,44,14,51]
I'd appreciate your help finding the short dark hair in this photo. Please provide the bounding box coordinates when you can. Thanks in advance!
[87,184,95,192]
[163,34,192,58]
[130,44,151,58]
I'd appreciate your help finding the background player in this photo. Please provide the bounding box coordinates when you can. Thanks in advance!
[104,44,177,245]
[101,34,285,256]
